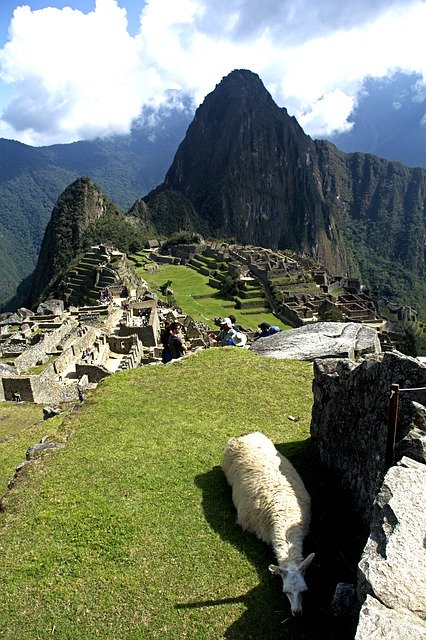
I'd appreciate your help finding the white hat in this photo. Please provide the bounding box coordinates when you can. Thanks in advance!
[220,317,233,328]
[232,332,247,347]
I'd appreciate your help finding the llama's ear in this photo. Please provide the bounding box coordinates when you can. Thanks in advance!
[269,564,287,577]
[298,553,315,575]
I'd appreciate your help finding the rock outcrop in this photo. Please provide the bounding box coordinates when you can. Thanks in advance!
[355,595,426,640]
[249,322,381,361]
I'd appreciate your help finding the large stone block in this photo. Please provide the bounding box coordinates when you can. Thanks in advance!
[355,595,426,640]
[310,351,426,523]
[358,458,426,619]
[249,322,381,360]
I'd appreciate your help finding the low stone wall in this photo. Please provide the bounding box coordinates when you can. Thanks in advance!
[75,363,110,383]
[107,334,139,354]
[2,376,35,402]
[1,366,82,403]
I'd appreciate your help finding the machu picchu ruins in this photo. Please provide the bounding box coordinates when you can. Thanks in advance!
[0,239,420,405]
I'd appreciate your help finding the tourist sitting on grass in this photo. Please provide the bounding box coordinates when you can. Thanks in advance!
[254,322,281,340]
[216,318,247,347]
[216,318,236,346]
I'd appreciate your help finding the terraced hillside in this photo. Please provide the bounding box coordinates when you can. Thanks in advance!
[60,246,137,307]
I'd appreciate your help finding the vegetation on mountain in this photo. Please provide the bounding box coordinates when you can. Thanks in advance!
[160,230,205,250]
[142,69,425,318]
[0,107,191,307]
[0,350,362,640]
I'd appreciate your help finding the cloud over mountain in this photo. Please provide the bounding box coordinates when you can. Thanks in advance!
[0,0,425,145]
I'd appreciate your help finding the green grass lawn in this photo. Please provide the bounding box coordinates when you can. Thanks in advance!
[0,350,362,640]
[134,261,290,331]
[0,403,64,495]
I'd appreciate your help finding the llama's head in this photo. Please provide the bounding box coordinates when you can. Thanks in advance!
[268,553,315,616]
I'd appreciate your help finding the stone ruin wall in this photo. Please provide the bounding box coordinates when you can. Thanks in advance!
[53,326,99,375]
[1,365,83,404]
[14,320,76,374]
[311,350,426,524]
[310,350,426,637]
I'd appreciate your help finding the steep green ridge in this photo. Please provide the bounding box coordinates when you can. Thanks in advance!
[0,107,191,306]
[26,178,146,307]
[0,350,361,640]
[146,70,345,272]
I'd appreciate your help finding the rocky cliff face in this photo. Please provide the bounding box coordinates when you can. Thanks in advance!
[143,69,426,314]
[146,69,349,274]
[29,177,111,305]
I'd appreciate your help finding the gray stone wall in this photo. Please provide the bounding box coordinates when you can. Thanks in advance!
[53,326,99,374]
[14,320,76,374]
[75,363,110,383]
[311,351,426,524]
[2,376,35,402]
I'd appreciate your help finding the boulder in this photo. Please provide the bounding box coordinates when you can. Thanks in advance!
[394,401,426,463]
[331,582,359,620]
[249,322,381,360]
[358,457,426,619]
[26,441,65,460]
[355,595,426,640]
[36,300,64,316]
[16,307,33,319]
[43,406,61,420]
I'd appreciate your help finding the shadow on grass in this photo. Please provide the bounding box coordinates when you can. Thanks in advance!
[176,439,366,639]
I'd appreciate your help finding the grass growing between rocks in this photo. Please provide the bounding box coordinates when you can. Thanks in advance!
[0,349,362,640]
[0,403,66,495]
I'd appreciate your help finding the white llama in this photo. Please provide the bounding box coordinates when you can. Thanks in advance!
[222,431,315,616]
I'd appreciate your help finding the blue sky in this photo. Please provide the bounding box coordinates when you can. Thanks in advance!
[0,0,425,146]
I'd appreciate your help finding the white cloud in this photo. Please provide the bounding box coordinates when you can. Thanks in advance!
[0,0,425,145]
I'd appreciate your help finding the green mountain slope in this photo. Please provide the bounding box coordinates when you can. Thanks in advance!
[0,107,191,307]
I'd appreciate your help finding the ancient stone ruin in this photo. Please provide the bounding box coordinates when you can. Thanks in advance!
[310,350,426,638]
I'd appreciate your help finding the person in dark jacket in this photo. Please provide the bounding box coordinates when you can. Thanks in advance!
[160,321,172,363]
[254,322,281,340]
[168,322,187,360]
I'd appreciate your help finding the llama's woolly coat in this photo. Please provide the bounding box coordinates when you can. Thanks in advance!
[222,431,311,566]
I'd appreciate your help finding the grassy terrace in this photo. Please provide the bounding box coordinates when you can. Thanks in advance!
[0,350,362,640]
[132,260,290,331]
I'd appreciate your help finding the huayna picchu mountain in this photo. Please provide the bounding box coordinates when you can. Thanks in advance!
[138,69,425,315]
[25,177,149,307]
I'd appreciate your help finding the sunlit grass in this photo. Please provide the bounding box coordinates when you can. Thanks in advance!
[135,261,290,331]
[0,350,316,640]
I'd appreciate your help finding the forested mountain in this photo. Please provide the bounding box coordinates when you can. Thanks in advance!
[0,104,192,307]
[2,70,425,318]
[141,70,425,315]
